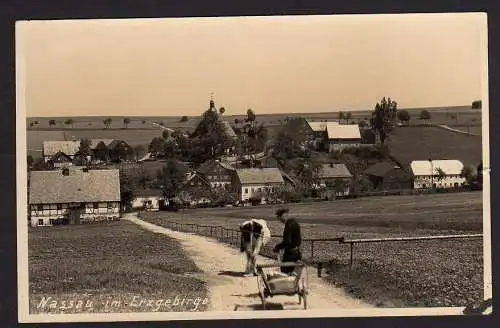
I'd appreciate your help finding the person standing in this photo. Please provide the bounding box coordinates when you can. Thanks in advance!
[273,208,302,274]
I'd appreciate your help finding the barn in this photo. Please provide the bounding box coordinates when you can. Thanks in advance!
[232,168,285,202]
[410,159,466,190]
[28,167,121,227]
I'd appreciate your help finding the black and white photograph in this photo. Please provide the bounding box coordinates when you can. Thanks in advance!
[16,13,491,323]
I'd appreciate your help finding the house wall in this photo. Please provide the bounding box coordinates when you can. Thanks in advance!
[131,196,162,211]
[413,175,466,189]
[238,182,284,201]
[30,201,120,227]
[328,139,362,152]
[312,178,352,197]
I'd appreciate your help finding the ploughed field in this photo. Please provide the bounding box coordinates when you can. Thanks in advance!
[28,220,208,313]
[141,192,484,308]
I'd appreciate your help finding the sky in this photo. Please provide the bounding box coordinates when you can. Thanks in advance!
[17,13,487,117]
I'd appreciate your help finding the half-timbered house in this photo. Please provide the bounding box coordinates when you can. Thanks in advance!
[28,167,121,227]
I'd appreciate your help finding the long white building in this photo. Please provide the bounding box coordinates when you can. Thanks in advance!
[410,159,466,189]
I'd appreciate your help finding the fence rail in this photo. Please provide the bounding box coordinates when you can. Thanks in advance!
[142,216,483,278]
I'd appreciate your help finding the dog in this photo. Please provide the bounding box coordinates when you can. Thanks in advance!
[240,219,271,276]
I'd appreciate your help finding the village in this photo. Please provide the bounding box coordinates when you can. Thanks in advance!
[26,97,483,227]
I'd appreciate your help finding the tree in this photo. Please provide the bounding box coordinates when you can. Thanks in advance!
[420,110,431,123]
[397,110,411,126]
[74,138,92,165]
[31,157,51,171]
[272,123,304,170]
[123,118,131,129]
[64,119,74,129]
[158,159,186,203]
[94,141,110,162]
[460,166,476,186]
[219,107,225,115]
[27,155,34,169]
[103,118,112,129]
[119,170,135,212]
[338,111,345,124]
[164,140,178,158]
[435,167,447,184]
[246,109,256,125]
[162,130,170,140]
[49,119,56,128]
[111,142,134,163]
[370,97,398,145]
[133,145,146,161]
[234,118,241,125]
[295,157,322,192]
[345,112,352,124]
[180,116,188,122]
[149,137,166,157]
[360,129,376,144]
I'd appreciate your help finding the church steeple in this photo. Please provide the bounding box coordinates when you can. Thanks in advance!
[209,93,215,111]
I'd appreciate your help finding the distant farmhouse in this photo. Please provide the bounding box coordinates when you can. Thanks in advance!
[28,167,121,227]
[131,188,163,212]
[362,161,413,190]
[197,159,235,189]
[410,160,465,190]
[305,120,362,152]
[232,168,284,201]
[312,163,353,199]
[42,139,133,166]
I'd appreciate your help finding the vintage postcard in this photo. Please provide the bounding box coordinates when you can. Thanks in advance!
[16,13,491,323]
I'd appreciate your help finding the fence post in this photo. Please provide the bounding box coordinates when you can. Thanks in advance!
[310,240,314,259]
[349,242,354,276]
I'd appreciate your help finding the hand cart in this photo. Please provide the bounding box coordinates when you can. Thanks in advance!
[255,262,309,310]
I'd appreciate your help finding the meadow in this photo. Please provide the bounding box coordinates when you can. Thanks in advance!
[140,191,484,308]
[28,220,208,314]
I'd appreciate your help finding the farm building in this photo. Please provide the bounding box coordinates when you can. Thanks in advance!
[232,168,285,201]
[362,161,413,190]
[178,172,213,206]
[42,139,133,164]
[410,160,466,189]
[197,159,235,189]
[131,188,164,211]
[326,123,362,152]
[312,163,353,199]
[28,167,121,227]
[305,120,331,150]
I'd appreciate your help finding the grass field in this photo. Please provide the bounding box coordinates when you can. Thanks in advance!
[386,126,482,168]
[29,220,208,314]
[140,192,484,308]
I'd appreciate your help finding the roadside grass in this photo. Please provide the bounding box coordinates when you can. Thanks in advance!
[29,220,208,314]
[139,192,484,308]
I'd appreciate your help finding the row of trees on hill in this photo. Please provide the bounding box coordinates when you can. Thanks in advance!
[33,118,140,129]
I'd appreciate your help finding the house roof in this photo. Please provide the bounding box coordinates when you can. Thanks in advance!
[326,123,361,140]
[198,160,235,174]
[43,139,117,157]
[29,169,120,204]
[306,120,331,132]
[410,160,464,176]
[134,188,164,197]
[318,163,352,179]
[236,168,284,185]
[220,120,237,139]
[363,162,404,178]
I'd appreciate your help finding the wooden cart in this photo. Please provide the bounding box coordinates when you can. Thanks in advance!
[255,262,308,310]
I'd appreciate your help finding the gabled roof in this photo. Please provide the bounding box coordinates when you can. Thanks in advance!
[236,168,284,185]
[220,120,237,139]
[326,123,361,140]
[50,151,73,162]
[29,169,120,204]
[198,160,235,174]
[363,162,404,178]
[410,160,464,176]
[183,172,211,187]
[318,163,352,179]
[306,120,331,132]
[43,139,118,157]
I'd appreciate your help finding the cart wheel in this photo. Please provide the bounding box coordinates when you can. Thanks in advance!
[257,276,267,310]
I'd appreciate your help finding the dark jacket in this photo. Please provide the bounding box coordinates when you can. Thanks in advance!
[274,218,301,251]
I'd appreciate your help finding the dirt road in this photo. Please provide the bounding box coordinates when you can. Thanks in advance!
[125,214,374,311]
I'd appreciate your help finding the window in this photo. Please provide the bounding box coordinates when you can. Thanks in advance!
[57,204,62,210]
[38,219,43,225]
[37,204,43,211]
[49,219,55,225]
[244,188,248,194]
[107,202,114,209]
[93,203,99,209]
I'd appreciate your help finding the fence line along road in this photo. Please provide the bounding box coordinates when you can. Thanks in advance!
[144,217,483,278]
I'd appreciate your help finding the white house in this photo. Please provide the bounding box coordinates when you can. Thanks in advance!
[232,168,284,201]
[326,123,362,152]
[410,160,466,189]
[131,188,164,211]
[28,167,121,227]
